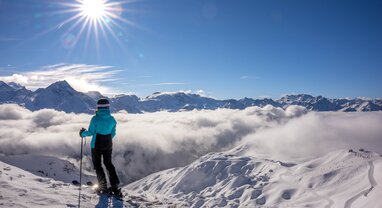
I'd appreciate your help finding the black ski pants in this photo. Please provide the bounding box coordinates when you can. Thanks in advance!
[91,148,120,188]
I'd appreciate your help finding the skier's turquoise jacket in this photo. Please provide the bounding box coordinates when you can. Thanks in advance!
[80,109,117,148]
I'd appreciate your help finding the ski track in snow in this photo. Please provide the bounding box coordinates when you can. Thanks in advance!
[344,160,377,208]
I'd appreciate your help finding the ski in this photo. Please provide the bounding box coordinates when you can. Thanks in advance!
[96,192,124,201]
[93,187,124,201]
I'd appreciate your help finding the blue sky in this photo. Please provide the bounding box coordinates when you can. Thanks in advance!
[0,0,381,99]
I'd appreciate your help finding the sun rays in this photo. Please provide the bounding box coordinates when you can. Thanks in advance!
[79,0,107,20]
[55,0,135,52]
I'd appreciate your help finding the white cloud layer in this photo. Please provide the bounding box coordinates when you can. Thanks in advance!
[239,111,382,161]
[0,104,381,185]
[0,63,121,94]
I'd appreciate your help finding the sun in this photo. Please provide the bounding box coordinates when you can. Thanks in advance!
[80,0,107,20]
[54,0,137,51]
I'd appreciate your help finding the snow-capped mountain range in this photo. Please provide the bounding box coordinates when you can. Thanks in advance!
[1,80,381,113]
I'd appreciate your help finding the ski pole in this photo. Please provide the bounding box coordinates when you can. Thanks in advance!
[78,136,84,208]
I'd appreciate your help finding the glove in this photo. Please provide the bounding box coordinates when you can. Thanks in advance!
[79,128,86,137]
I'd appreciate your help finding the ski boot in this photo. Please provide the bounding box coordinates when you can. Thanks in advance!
[108,186,123,200]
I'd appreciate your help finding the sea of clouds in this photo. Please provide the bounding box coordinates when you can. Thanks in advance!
[239,111,382,161]
[0,104,381,184]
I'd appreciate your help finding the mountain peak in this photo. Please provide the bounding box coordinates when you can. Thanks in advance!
[0,81,14,91]
[146,91,184,99]
[0,80,8,86]
[147,91,199,98]
[51,80,70,86]
[85,91,104,100]
[46,80,75,91]
[7,82,24,90]
[279,94,316,102]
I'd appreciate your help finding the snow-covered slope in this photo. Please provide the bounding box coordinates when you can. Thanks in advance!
[127,148,382,208]
[0,154,95,184]
[0,146,380,207]
[0,155,178,207]
[0,159,92,207]
[2,151,380,208]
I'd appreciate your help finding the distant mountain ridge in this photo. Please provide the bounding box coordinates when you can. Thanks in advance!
[0,80,381,113]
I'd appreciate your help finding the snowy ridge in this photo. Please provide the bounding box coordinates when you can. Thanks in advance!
[0,159,89,207]
[127,148,382,208]
[0,155,179,207]
[0,154,95,184]
[1,80,382,113]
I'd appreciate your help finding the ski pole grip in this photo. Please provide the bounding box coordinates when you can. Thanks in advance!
[79,128,86,137]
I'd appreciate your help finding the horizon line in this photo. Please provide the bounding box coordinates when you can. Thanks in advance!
[1,79,381,101]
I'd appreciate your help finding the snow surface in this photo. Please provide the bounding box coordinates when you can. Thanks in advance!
[0,148,381,207]
[0,155,181,207]
[0,159,92,208]
[0,154,95,184]
[127,148,382,208]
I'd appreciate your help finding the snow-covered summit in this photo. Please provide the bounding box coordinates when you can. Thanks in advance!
[45,80,75,92]
[0,81,33,108]
[32,81,95,113]
[145,91,202,99]
[7,82,24,90]
[279,94,316,103]
[0,80,15,91]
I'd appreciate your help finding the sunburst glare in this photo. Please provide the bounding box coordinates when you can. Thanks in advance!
[80,0,107,20]
[55,0,135,51]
